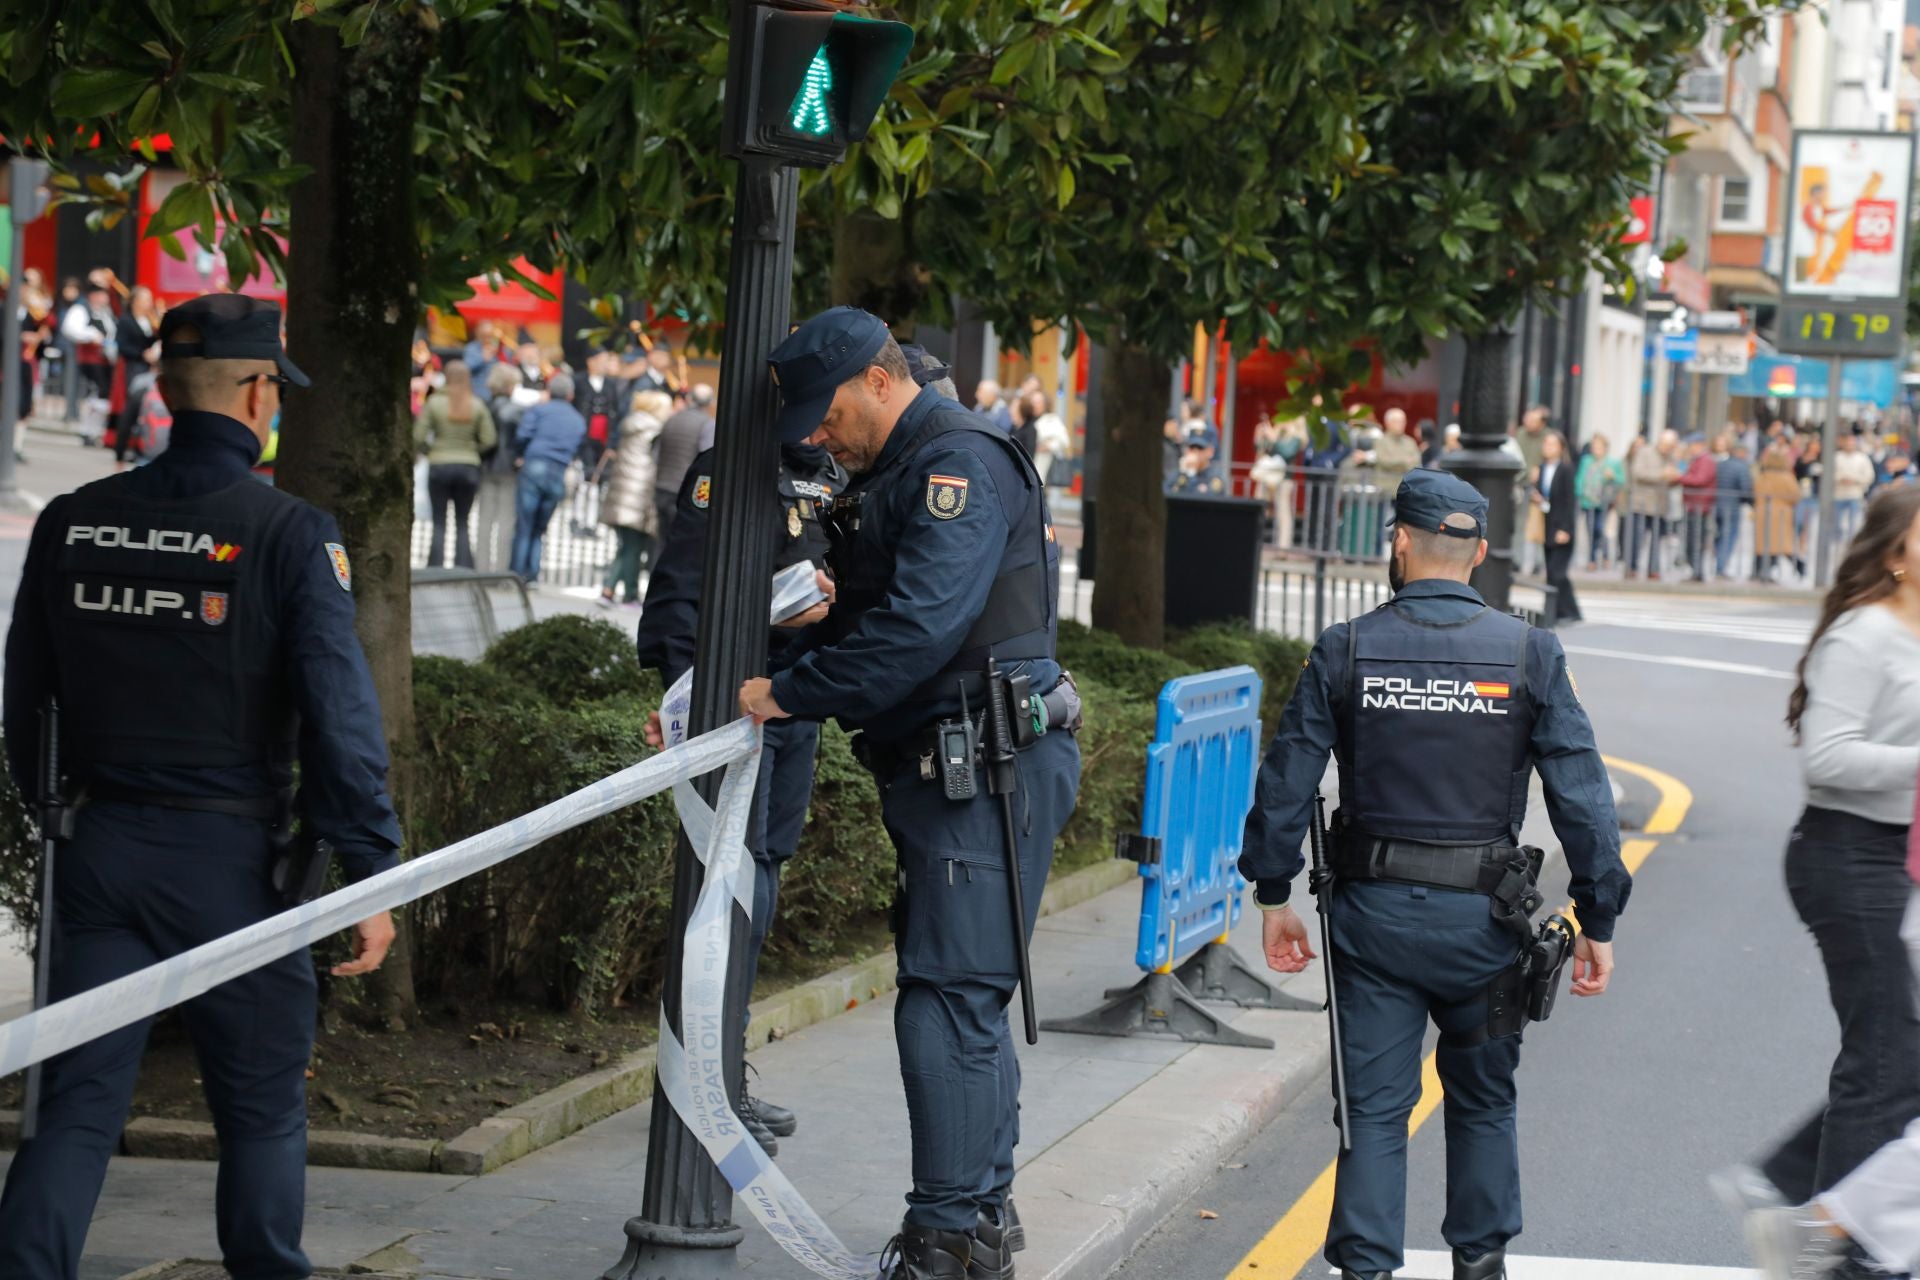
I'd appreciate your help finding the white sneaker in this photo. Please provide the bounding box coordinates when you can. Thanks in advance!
[1744,1205,1849,1280]
[1711,1163,1788,1213]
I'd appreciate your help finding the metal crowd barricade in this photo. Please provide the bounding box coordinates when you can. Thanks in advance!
[411,568,535,660]
[412,465,620,589]
[1041,666,1313,1049]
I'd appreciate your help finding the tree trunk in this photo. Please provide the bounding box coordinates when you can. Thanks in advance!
[281,9,432,1030]
[1090,341,1167,648]
[830,208,928,333]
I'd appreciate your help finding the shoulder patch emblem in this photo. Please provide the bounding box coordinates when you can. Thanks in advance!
[926,474,969,520]
[325,542,352,592]
[199,591,229,627]
[692,475,711,509]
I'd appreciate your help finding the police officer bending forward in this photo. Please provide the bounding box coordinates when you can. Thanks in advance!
[1240,468,1632,1280]
[0,295,403,1280]
[739,308,1080,1280]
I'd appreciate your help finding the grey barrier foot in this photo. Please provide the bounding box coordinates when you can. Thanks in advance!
[1038,971,1275,1049]
[1163,940,1322,1013]
[603,1219,744,1279]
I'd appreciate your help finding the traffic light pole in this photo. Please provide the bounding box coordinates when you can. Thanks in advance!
[606,154,796,1280]
[1442,328,1523,612]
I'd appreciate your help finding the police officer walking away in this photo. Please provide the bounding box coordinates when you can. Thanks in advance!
[637,432,846,1155]
[738,308,1081,1280]
[0,294,403,1280]
[1240,468,1631,1280]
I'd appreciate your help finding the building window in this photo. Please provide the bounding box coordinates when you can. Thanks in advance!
[1720,178,1752,226]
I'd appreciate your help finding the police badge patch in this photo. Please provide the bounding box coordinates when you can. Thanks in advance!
[693,476,711,509]
[926,474,969,519]
[199,591,229,627]
[325,542,352,592]
[788,504,803,538]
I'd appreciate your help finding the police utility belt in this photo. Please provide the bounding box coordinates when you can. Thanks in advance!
[1328,825,1574,1044]
[851,671,1083,794]
[79,780,335,907]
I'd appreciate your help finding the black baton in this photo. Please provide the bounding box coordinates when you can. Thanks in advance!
[1309,793,1352,1152]
[23,700,70,1141]
[982,659,1039,1045]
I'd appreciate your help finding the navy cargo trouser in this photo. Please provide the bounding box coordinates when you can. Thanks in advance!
[1324,880,1527,1275]
[742,718,821,1014]
[879,729,1080,1232]
[0,802,316,1280]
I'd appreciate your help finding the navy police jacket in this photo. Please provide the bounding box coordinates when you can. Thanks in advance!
[1238,578,1630,941]
[636,443,844,686]
[3,410,402,880]
[770,385,1061,744]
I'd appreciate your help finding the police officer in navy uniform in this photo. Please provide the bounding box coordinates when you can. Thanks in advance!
[1240,469,1631,1280]
[637,430,846,1155]
[0,294,402,1280]
[738,308,1081,1280]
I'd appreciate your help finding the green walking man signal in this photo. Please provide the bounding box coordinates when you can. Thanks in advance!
[791,48,834,136]
[724,0,913,167]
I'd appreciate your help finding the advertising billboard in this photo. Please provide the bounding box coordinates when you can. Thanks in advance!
[1785,130,1915,300]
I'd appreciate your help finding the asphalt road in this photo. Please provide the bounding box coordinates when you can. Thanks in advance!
[1111,591,1825,1279]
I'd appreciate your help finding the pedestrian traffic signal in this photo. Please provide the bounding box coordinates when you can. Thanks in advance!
[724,0,914,167]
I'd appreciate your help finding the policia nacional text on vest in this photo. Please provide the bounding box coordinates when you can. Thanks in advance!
[1332,601,1574,1028]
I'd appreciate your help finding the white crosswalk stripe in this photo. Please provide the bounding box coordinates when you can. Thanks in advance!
[1327,1253,1757,1278]
[1573,608,1812,646]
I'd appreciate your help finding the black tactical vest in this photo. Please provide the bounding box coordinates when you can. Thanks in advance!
[775,446,842,577]
[1337,602,1535,844]
[824,408,1059,709]
[46,477,303,773]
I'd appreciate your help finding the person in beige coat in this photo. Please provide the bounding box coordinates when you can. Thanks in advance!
[594,389,673,606]
[1752,442,1801,582]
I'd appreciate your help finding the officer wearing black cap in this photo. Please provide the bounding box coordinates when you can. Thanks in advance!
[738,306,1080,1280]
[1240,468,1631,1280]
[0,293,403,1280]
[636,428,846,1155]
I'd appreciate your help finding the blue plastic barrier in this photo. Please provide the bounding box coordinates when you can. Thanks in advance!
[1133,665,1264,973]
[1042,664,1312,1047]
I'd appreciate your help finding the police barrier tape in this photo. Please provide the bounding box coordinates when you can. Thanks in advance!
[0,713,883,1280]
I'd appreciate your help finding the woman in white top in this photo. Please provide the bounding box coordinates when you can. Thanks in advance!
[1729,486,1920,1265]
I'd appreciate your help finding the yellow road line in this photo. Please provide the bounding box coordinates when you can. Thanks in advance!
[1225,757,1692,1280]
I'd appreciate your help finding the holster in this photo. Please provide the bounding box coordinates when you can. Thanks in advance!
[270,836,335,908]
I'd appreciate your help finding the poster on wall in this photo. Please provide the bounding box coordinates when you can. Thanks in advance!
[1785,130,1915,300]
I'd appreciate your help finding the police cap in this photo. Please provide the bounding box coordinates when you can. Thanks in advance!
[159,294,310,387]
[768,306,890,443]
[897,342,952,389]
[1388,467,1487,539]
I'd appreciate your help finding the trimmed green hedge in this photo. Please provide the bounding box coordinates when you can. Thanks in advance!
[0,614,1308,1017]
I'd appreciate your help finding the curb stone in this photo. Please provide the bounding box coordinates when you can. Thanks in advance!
[0,857,1141,1177]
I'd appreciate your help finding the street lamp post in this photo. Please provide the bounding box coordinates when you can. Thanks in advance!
[1442,329,1524,611]
[607,5,911,1276]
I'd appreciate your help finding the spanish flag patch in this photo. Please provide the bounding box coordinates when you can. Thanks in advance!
[1472,682,1510,699]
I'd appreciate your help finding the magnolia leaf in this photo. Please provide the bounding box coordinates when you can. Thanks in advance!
[340,2,377,48]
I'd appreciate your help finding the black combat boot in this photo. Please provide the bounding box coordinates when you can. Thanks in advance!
[1453,1248,1506,1280]
[740,1103,778,1157]
[969,1206,1015,1280]
[1340,1271,1391,1279]
[1003,1196,1026,1252]
[881,1224,972,1280]
[743,1064,798,1138]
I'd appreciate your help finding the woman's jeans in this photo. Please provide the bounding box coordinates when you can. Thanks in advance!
[510,458,568,583]
[1820,889,1920,1273]
[426,463,481,569]
[602,527,655,601]
[1761,807,1920,1201]
[1584,506,1609,565]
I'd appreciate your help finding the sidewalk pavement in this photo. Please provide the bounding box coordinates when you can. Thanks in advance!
[5,784,1561,1280]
